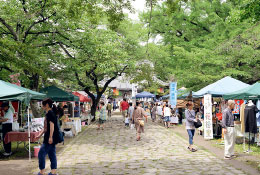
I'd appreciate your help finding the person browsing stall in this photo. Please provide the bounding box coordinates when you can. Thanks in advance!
[222,100,236,160]
[74,102,80,117]
[1,102,14,156]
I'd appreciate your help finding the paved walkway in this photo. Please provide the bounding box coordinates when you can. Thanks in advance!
[33,115,246,175]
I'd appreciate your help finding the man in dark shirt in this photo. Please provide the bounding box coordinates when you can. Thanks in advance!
[222,100,235,160]
[74,102,80,117]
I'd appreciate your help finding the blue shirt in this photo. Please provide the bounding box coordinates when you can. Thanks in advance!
[74,106,80,117]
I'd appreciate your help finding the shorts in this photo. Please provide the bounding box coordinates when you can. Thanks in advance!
[99,119,106,124]
[125,123,129,127]
[164,116,170,122]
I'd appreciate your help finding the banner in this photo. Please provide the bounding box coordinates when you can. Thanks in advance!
[170,82,177,108]
[204,94,213,139]
[233,100,244,115]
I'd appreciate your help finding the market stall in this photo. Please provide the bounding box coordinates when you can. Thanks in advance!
[40,86,81,136]
[193,76,250,139]
[224,82,260,150]
[136,91,155,102]
[0,80,46,160]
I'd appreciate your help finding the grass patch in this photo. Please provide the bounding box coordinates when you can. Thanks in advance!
[0,142,39,160]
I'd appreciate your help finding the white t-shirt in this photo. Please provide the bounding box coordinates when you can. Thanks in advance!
[3,105,14,124]
[125,117,129,124]
[157,106,163,116]
[164,107,171,117]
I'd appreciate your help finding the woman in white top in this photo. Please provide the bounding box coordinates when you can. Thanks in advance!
[163,104,171,129]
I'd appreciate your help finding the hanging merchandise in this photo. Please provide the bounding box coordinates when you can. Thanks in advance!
[234,100,244,115]
[256,100,260,127]
[244,102,258,134]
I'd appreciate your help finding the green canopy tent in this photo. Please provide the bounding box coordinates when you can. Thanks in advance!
[40,85,79,102]
[0,80,46,160]
[223,83,260,100]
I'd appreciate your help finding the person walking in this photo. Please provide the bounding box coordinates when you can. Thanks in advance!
[113,100,117,111]
[128,102,134,123]
[107,102,112,118]
[97,101,107,130]
[120,98,129,122]
[132,102,147,141]
[222,100,236,160]
[163,104,171,128]
[151,103,157,122]
[157,103,163,123]
[37,98,59,175]
[185,102,198,152]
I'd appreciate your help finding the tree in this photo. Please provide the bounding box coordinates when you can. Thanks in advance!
[140,0,260,90]
[59,25,140,117]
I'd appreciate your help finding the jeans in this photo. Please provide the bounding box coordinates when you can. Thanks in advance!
[187,129,195,145]
[2,123,12,153]
[38,143,57,170]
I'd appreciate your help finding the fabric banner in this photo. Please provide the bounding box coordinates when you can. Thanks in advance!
[204,94,213,139]
[233,100,244,115]
[170,82,177,108]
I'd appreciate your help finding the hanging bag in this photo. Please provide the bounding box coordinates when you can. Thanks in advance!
[188,110,202,128]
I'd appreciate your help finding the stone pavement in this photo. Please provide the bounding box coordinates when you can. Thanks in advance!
[32,115,246,175]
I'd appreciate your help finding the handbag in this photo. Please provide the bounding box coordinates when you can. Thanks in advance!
[194,119,202,128]
[139,120,144,127]
[188,110,202,128]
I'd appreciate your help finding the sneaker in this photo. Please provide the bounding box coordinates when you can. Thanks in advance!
[224,156,231,160]
[3,152,12,156]
[231,155,237,158]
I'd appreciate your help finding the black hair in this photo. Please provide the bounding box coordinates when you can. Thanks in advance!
[123,98,126,101]
[129,102,132,106]
[166,104,168,107]
[42,98,57,115]
[100,101,105,106]
[135,102,140,110]
[42,98,54,108]
[1,102,9,108]
[80,103,83,106]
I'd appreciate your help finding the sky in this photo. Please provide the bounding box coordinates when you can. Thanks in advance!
[126,0,147,21]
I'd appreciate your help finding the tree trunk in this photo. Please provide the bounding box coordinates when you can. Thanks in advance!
[90,95,102,122]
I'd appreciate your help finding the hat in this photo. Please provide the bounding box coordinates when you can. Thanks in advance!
[75,102,79,104]
[1,102,9,108]
[214,102,217,105]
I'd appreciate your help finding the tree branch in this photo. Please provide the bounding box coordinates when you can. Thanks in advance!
[0,17,18,40]
[0,66,14,72]
[23,12,56,42]
[20,0,28,13]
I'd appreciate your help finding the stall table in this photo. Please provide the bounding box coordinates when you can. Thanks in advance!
[4,130,42,152]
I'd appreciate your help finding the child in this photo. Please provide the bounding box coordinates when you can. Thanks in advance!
[125,116,129,127]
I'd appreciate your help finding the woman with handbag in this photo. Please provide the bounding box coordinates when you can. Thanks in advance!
[185,102,198,152]
[132,102,147,141]
[36,98,59,175]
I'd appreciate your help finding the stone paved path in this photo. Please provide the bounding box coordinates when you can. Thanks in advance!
[33,115,246,175]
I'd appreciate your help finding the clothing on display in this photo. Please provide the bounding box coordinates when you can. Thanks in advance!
[256,100,260,127]
[240,103,246,133]
[244,105,258,133]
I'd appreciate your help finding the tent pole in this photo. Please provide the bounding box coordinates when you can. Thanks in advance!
[28,105,31,161]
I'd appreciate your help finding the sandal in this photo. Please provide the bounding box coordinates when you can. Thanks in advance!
[190,148,197,152]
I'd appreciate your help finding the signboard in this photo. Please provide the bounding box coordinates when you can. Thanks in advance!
[170,82,177,108]
[204,94,213,139]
